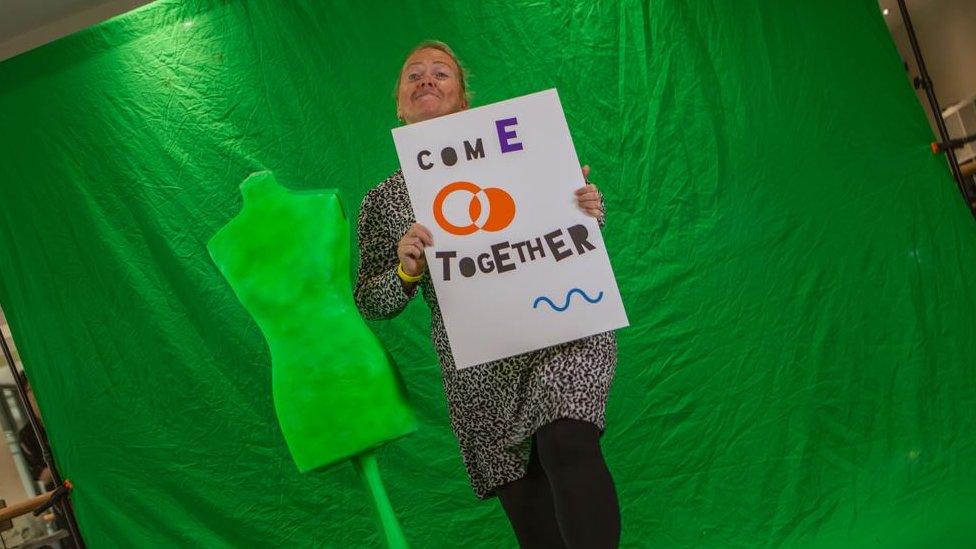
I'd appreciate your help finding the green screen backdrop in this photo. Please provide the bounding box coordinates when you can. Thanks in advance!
[1,0,974,546]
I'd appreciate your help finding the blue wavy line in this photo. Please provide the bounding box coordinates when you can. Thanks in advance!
[532,288,605,312]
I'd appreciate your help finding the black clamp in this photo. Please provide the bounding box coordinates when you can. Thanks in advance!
[32,480,73,517]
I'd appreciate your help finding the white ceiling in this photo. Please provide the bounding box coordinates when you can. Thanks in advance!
[0,0,153,61]
[0,0,102,40]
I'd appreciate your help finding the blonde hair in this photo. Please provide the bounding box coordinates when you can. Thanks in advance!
[394,40,472,120]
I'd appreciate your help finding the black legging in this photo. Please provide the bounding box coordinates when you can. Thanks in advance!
[497,419,620,548]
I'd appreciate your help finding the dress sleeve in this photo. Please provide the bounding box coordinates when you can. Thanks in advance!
[598,190,607,228]
[354,188,417,320]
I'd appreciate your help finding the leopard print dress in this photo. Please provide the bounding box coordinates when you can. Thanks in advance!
[354,170,617,499]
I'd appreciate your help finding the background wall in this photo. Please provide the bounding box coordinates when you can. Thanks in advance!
[0,0,154,62]
[0,311,36,547]
[0,0,974,546]
[879,0,976,130]
[0,415,41,548]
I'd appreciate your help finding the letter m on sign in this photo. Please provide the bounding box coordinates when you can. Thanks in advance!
[464,139,485,161]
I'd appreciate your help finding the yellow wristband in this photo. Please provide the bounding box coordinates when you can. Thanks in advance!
[396,263,423,283]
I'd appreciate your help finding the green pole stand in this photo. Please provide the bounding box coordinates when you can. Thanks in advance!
[353,451,408,549]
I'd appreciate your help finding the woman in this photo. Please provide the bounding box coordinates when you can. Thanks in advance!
[355,40,620,548]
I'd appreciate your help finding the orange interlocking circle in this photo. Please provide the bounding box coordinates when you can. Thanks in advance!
[432,181,516,236]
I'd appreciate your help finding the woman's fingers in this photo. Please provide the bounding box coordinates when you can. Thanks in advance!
[413,224,434,246]
[400,224,433,254]
[406,223,433,246]
[400,241,424,258]
[398,225,431,277]
[574,178,603,219]
[575,183,599,196]
[576,183,602,211]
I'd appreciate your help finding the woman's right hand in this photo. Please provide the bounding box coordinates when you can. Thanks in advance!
[397,223,434,278]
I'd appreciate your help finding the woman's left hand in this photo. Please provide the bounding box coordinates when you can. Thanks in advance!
[574,165,603,218]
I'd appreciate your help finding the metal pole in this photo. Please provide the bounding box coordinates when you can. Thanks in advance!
[895,0,976,216]
[0,328,85,548]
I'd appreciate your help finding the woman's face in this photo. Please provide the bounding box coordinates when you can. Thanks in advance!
[397,48,468,124]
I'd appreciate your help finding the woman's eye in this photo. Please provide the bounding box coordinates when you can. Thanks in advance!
[408,73,421,81]
[436,72,449,79]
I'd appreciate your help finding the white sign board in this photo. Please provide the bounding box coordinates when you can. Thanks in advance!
[392,89,628,369]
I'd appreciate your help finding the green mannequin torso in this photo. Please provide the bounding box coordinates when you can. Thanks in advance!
[208,171,415,472]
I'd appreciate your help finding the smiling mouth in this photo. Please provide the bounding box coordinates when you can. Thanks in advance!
[414,91,440,100]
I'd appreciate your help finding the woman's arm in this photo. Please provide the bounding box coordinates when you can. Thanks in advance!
[354,189,417,320]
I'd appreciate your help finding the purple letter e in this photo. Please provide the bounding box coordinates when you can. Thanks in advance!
[496,117,523,153]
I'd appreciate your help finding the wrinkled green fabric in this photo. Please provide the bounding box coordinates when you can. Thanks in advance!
[0,0,974,547]
[207,171,415,472]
